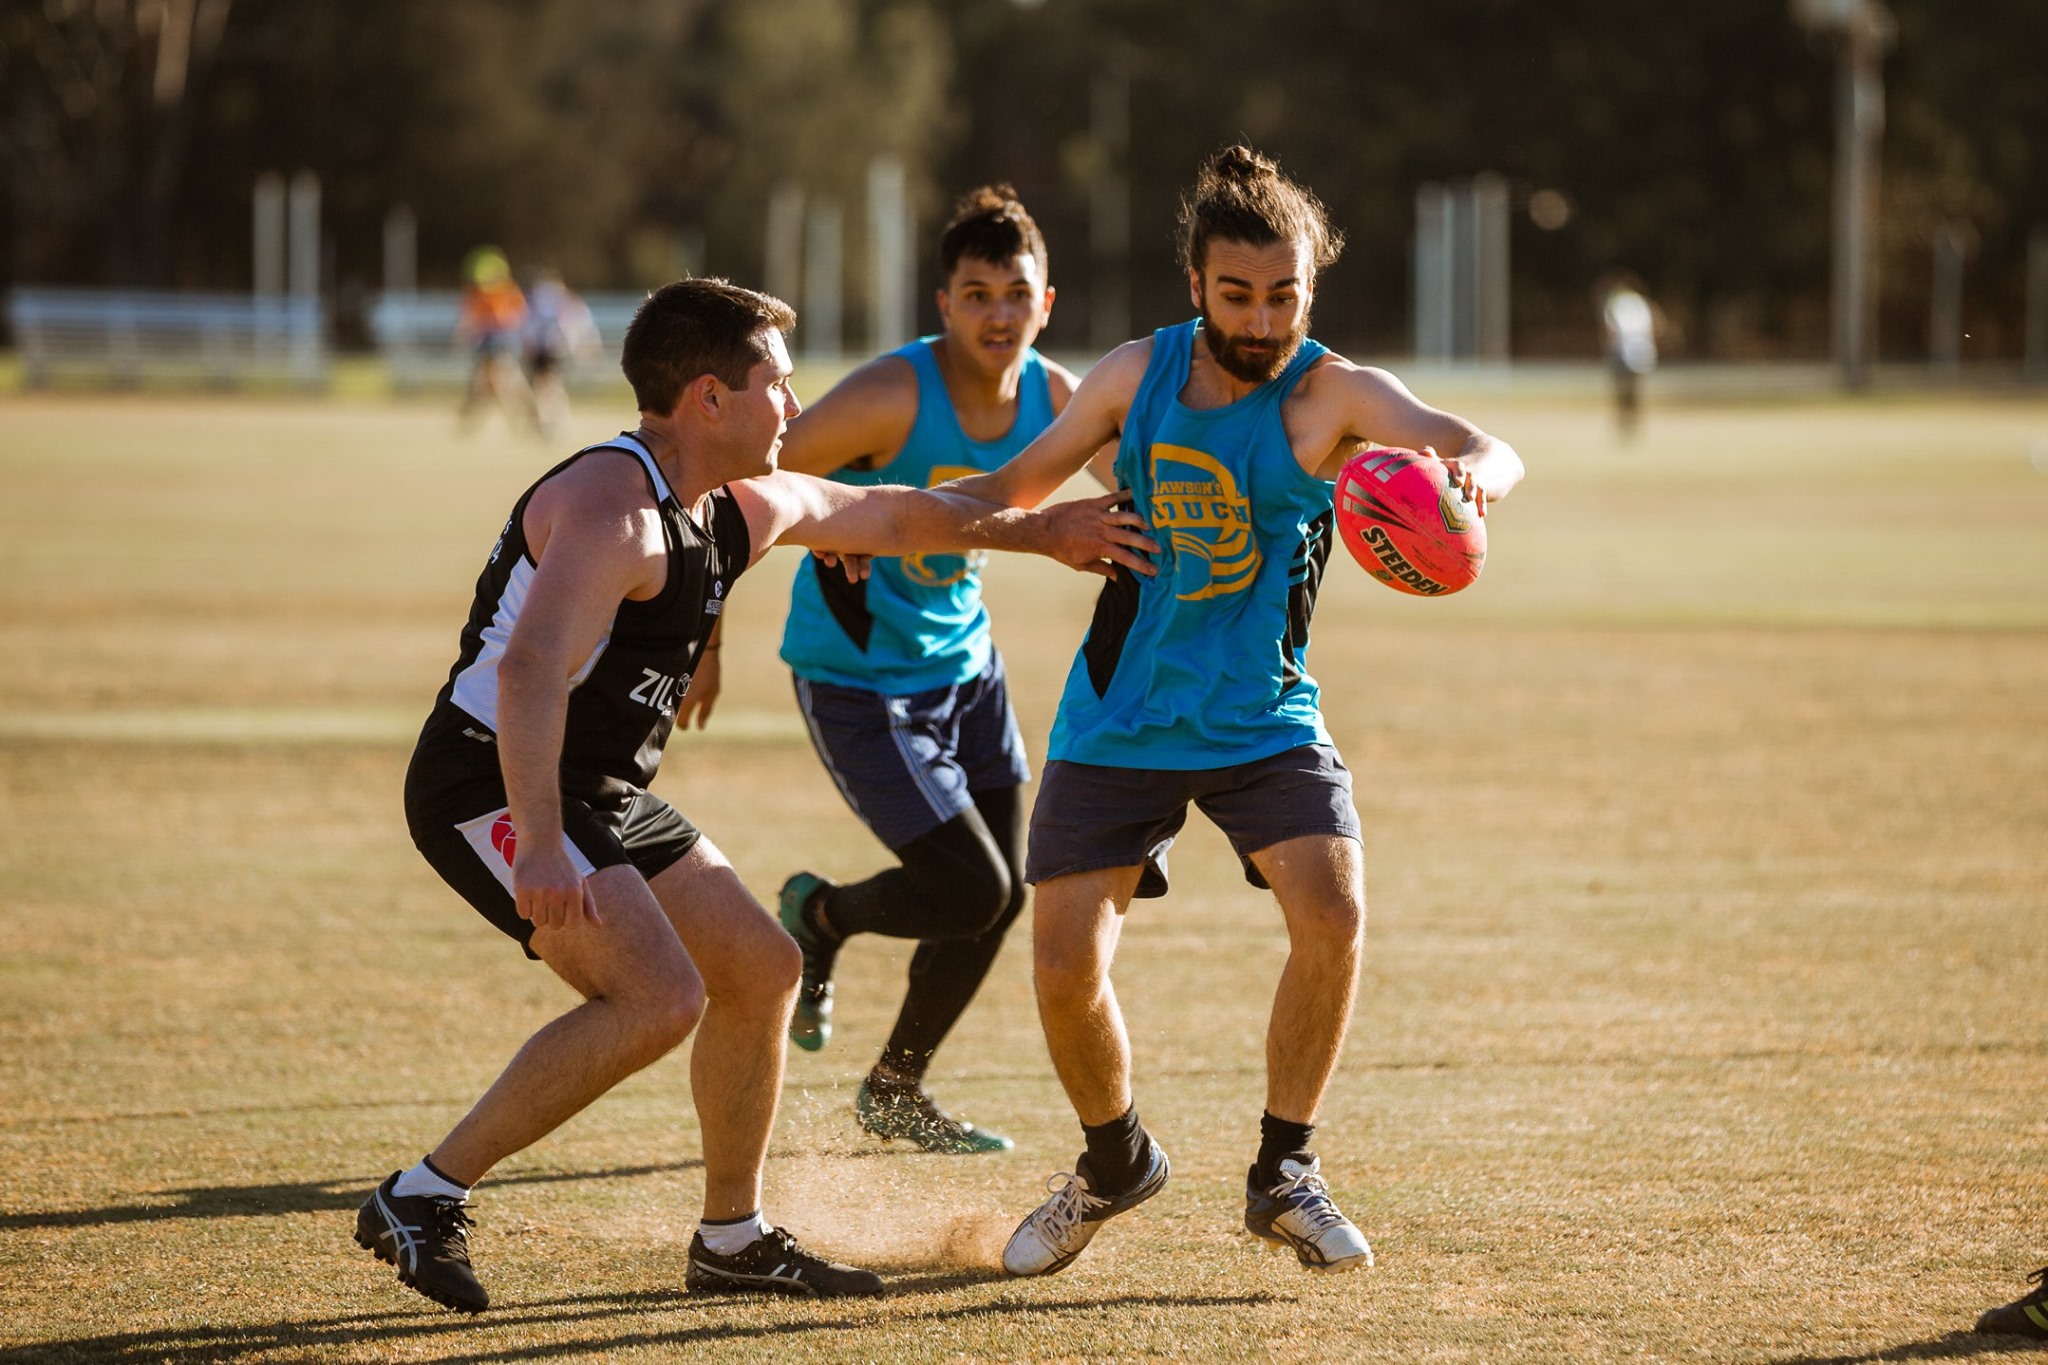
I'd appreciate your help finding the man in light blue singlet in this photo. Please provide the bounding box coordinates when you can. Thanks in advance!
[944,146,1527,1278]
[755,187,1111,1154]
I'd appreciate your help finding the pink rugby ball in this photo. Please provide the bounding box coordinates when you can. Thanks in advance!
[1335,447,1485,596]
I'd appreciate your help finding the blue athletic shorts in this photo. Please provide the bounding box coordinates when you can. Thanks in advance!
[1025,743,1361,897]
[791,652,1030,851]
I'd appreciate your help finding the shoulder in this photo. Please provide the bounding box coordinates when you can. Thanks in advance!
[1077,336,1157,397]
[527,448,660,535]
[822,349,922,407]
[779,353,921,475]
[1293,351,1412,406]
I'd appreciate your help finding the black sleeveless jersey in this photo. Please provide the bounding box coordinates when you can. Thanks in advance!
[412,433,751,809]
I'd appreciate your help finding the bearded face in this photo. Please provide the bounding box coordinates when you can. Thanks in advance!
[1200,305,1308,385]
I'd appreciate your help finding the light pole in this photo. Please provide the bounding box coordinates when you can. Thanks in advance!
[1793,0,1895,391]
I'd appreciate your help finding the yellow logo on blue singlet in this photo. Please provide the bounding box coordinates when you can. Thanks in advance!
[902,464,988,587]
[1149,444,1260,600]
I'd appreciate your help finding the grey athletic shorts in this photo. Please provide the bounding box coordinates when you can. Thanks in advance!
[1025,743,1361,898]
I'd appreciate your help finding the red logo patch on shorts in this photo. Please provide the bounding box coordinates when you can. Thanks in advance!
[489,814,516,864]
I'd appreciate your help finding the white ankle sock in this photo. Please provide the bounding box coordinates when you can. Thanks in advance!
[697,1211,772,1254]
[392,1158,471,1203]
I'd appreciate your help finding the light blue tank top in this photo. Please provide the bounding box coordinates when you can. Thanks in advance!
[780,338,1055,693]
[1047,320,1336,769]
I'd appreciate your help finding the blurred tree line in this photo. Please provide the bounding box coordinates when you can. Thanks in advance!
[3,0,2042,361]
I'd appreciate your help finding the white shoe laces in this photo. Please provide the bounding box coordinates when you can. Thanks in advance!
[1034,1171,1110,1245]
[1274,1166,1349,1236]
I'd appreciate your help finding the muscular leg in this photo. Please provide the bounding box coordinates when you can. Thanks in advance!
[646,841,803,1221]
[428,863,707,1187]
[878,784,1027,1078]
[1030,865,1143,1126]
[1246,834,1366,1124]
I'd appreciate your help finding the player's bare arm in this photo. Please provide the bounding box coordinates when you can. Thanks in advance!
[774,355,919,477]
[495,453,667,930]
[728,468,1157,579]
[948,337,1153,510]
[1294,358,1525,511]
[1043,356,1123,489]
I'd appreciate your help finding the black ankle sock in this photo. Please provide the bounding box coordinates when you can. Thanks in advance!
[1255,1111,1316,1186]
[1081,1107,1150,1196]
[873,1048,929,1086]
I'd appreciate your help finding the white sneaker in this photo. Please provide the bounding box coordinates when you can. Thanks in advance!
[1244,1156,1374,1272]
[1002,1142,1169,1277]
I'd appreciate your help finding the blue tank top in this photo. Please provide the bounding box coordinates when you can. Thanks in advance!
[1047,320,1336,769]
[780,338,1055,693]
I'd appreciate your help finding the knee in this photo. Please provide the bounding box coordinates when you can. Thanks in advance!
[1034,927,1107,1003]
[729,925,804,1005]
[623,969,705,1066]
[1290,893,1365,955]
[953,856,1016,937]
[909,843,1015,938]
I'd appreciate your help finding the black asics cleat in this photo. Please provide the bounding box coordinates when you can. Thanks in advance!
[1975,1266,2048,1338]
[685,1225,885,1298]
[354,1171,489,1313]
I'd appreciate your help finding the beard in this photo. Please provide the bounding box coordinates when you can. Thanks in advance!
[1200,309,1308,385]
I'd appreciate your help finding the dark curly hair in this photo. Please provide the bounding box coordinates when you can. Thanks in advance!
[1178,145,1343,278]
[938,183,1048,278]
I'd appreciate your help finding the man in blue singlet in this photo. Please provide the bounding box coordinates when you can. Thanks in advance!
[941,146,1527,1277]
[762,187,1107,1154]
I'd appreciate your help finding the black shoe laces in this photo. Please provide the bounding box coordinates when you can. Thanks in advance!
[430,1201,476,1260]
[2023,1267,2048,1303]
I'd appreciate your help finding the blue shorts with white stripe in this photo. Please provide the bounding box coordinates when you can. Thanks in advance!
[791,652,1030,851]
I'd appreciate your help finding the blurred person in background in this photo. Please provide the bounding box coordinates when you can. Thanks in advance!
[746,185,1111,1157]
[1598,270,1662,442]
[456,246,532,432]
[523,269,602,440]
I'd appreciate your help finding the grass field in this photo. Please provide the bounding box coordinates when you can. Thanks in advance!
[1,384,2045,1363]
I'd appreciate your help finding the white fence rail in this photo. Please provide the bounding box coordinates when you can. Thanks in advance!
[370,290,644,392]
[7,288,327,388]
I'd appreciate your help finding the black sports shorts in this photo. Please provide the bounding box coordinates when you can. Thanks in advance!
[1025,743,1361,898]
[404,759,701,959]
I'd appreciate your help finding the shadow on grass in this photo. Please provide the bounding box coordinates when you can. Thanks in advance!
[0,1287,1279,1364]
[0,1161,702,1232]
[1770,1330,2048,1362]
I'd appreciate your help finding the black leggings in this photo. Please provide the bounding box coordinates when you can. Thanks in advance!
[820,785,1027,1077]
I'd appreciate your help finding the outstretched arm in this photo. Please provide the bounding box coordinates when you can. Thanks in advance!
[728,469,1158,580]
[1304,361,1525,511]
[945,338,1152,510]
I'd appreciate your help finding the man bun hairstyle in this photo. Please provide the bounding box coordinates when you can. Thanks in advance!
[938,183,1048,278]
[621,277,796,415]
[1178,144,1344,277]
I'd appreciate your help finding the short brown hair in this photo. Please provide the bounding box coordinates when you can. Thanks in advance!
[938,184,1048,278]
[1178,145,1343,278]
[621,278,796,415]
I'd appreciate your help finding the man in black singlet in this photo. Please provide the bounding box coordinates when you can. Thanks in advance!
[353,278,1156,1313]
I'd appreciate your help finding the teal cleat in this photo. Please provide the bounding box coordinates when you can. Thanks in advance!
[856,1078,1014,1155]
[778,872,837,1052]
